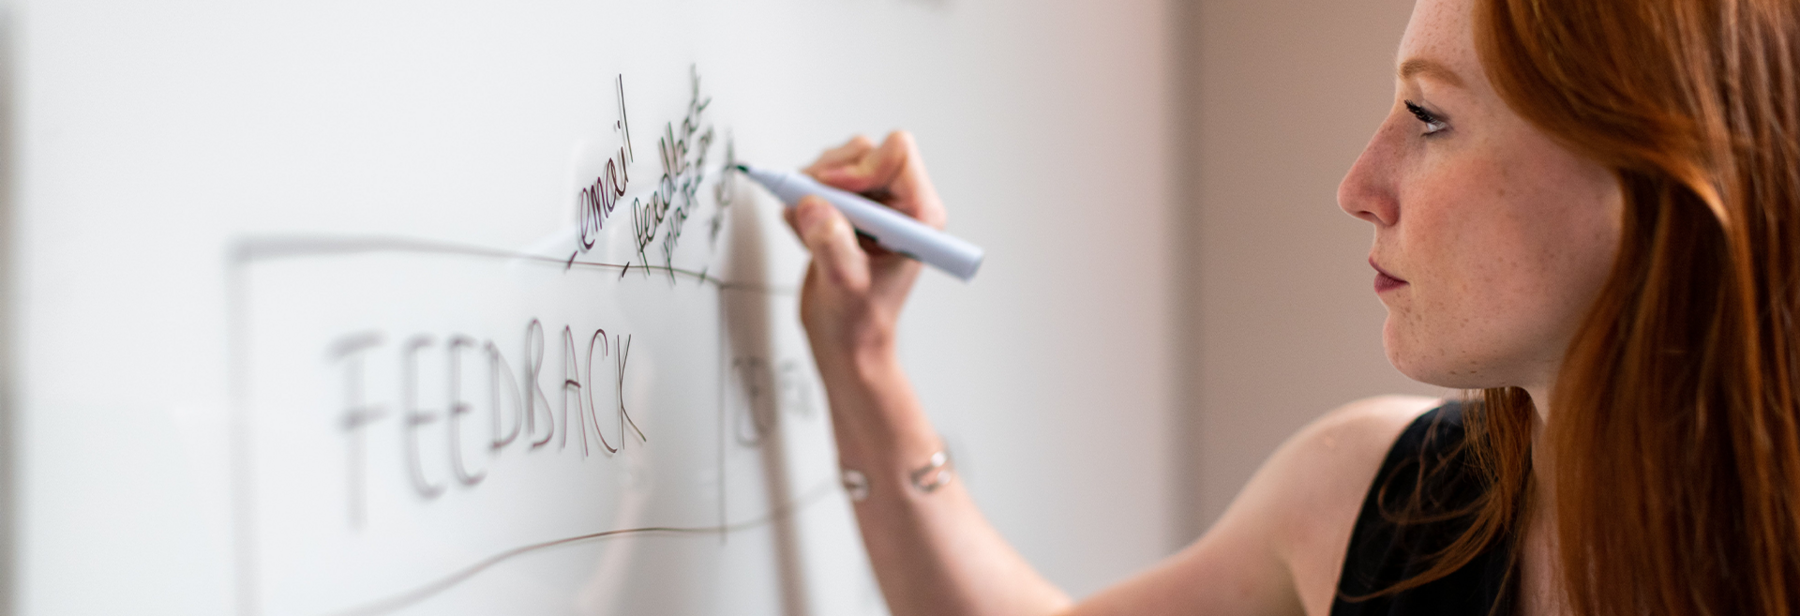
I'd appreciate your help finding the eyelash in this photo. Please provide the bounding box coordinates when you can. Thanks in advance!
[1404,101,1450,136]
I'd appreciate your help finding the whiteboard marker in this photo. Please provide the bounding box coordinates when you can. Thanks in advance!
[736,164,985,281]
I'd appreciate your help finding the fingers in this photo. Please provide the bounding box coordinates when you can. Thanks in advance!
[812,131,947,230]
[803,135,876,177]
[793,196,871,293]
[814,131,909,193]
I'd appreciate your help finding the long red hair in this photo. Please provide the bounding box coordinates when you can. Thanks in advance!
[1391,0,1800,613]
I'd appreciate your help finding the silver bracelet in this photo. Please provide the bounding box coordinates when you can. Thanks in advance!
[841,448,953,502]
[909,450,953,493]
[841,468,871,502]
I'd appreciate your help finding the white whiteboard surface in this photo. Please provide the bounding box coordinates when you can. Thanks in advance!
[8,1,1176,614]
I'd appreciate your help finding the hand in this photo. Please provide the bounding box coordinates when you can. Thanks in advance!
[784,131,948,375]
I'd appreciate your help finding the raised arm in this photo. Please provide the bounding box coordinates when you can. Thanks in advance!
[784,132,1435,616]
[783,132,1071,615]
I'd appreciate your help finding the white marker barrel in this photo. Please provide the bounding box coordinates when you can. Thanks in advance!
[739,165,985,281]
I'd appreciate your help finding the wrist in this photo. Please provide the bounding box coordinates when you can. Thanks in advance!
[809,326,900,387]
[813,356,940,464]
[840,443,954,504]
[800,298,902,373]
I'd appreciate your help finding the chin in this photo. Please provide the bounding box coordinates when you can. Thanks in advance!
[1389,352,1499,389]
[1384,325,1503,390]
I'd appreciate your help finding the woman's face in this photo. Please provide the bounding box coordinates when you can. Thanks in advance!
[1338,0,1622,391]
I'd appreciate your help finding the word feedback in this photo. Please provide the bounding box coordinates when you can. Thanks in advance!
[330,320,643,529]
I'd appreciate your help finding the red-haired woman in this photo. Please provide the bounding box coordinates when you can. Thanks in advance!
[784,0,1800,613]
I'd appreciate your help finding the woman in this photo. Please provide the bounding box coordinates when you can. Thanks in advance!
[783,0,1800,612]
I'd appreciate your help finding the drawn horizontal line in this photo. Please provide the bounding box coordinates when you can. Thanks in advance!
[228,234,796,295]
[326,479,840,616]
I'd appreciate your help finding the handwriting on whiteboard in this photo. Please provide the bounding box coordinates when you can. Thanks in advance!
[572,67,719,278]
[575,75,636,252]
[330,319,642,529]
[631,66,715,273]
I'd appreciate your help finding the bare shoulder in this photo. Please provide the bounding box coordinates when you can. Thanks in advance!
[1279,394,1441,473]
[1262,395,1442,615]
[1070,395,1440,616]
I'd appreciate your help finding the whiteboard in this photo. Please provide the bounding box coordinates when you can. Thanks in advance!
[8,1,1178,615]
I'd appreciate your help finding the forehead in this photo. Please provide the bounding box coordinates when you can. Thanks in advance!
[1397,0,1480,80]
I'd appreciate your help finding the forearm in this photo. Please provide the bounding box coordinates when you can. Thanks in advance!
[785,132,1070,615]
[821,351,1072,616]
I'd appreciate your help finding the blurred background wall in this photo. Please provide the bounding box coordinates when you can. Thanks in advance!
[1170,0,1450,542]
[0,0,1476,609]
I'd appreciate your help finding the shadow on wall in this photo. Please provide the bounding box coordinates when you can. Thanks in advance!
[0,1,17,612]
[570,158,814,616]
[716,173,814,616]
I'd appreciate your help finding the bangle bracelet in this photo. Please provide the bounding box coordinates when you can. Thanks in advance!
[909,450,953,493]
[840,448,953,502]
[842,468,870,502]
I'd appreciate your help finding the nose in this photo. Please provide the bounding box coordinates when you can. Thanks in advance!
[1338,113,1401,228]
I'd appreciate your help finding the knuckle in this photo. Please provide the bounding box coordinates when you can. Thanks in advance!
[823,265,856,289]
[804,227,835,252]
[820,253,865,291]
[805,215,850,251]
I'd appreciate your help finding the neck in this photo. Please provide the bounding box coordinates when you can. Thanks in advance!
[1518,383,1568,613]
[1523,384,1554,483]
[1524,385,1552,426]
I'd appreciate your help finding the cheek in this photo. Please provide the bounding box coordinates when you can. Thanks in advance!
[1508,180,1622,343]
[1489,146,1623,335]
[1385,192,1528,384]
[1385,154,1620,387]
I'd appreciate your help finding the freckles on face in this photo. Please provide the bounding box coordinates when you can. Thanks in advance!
[1356,0,1623,390]
[1386,133,1621,389]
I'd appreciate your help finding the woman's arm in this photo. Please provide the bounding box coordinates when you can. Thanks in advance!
[784,132,1071,615]
[1071,395,1437,616]
[785,132,1434,616]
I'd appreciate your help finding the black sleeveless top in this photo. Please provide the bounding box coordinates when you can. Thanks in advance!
[1330,402,1518,616]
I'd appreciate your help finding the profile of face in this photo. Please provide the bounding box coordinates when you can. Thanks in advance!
[1337,0,1624,391]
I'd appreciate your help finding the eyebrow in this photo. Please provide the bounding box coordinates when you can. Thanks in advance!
[1398,58,1466,88]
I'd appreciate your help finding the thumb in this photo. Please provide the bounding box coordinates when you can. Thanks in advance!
[795,196,871,292]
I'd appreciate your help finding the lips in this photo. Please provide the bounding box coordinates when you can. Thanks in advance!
[1370,257,1408,293]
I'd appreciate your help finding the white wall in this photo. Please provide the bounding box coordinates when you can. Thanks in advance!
[6,0,1178,613]
[896,0,1178,596]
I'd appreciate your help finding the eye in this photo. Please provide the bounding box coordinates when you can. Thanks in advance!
[1404,101,1450,136]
